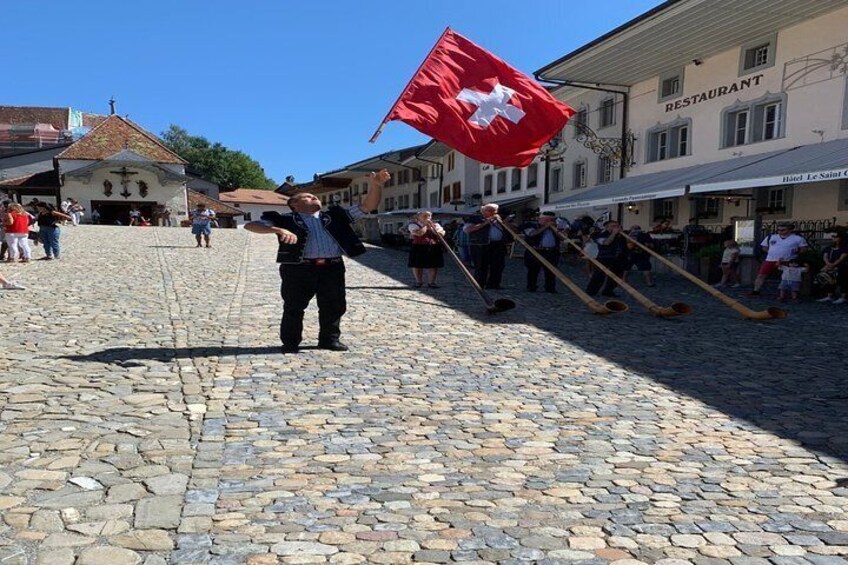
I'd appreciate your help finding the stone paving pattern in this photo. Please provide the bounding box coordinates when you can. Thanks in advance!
[0,226,847,565]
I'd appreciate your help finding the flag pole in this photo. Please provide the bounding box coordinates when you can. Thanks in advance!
[369,27,452,143]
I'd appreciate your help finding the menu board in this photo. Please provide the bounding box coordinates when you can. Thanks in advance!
[734,219,756,256]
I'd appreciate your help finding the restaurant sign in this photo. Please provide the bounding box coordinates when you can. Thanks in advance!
[665,74,764,112]
[690,167,848,193]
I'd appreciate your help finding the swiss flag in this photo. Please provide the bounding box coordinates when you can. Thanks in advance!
[372,28,574,168]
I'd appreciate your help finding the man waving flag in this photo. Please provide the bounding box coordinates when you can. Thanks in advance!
[371,28,575,168]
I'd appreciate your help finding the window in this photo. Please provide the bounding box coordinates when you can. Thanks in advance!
[658,68,684,103]
[573,107,588,138]
[694,198,721,221]
[739,34,777,75]
[452,182,462,201]
[447,152,456,172]
[598,157,614,184]
[761,103,781,141]
[243,212,252,221]
[550,167,562,193]
[442,186,450,204]
[527,163,538,188]
[600,98,616,128]
[646,119,691,162]
[511,170,521,191]
[483,175,493,196]
[838,179,848,211]
[352,184,359,196]
[721,94,786,148]
[573,161,587,189]
[756,185,793,217]
[497,171,507,193]
[413,193,420,208]
[767,188,785,210]
[653,198,677,221]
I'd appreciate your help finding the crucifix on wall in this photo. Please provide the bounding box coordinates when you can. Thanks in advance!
[109,167,138,199]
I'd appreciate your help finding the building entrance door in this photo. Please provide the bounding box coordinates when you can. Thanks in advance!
[91,200,157,226]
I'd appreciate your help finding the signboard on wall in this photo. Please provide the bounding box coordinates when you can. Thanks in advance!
[734,218,757,256]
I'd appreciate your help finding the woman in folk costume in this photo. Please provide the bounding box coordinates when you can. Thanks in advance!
[407,211,445,288]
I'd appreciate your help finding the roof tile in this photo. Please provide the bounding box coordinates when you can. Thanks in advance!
[57,115,186,164]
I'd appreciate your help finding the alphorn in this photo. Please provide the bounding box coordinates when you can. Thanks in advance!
[561,236,692,318]
[621,232,786,320]
[494,220,628,315]
[431,229,515,314]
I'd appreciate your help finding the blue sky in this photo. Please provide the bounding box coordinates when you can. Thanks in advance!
[1,1,661,185]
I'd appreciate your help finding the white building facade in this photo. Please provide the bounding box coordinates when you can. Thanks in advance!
[538,0,848,239]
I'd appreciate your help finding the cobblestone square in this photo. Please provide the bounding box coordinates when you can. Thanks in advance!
[1,226,846,564]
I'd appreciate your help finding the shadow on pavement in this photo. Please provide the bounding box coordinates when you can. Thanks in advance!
[354,245,848,464]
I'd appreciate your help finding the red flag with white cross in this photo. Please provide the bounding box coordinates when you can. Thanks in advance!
[371,28,575,167]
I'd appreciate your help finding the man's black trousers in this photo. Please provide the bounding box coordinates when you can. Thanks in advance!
[471,241,507,289]
[525,248,559,292]
[279,263,346,346]
[586,257,625,296]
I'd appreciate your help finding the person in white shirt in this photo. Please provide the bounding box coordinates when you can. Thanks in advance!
[748,222,808,297]
[190,203,216,248]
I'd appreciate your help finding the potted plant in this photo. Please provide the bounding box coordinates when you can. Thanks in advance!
[695,244,724,283]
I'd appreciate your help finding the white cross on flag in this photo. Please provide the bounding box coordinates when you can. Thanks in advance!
[371,28,575,167]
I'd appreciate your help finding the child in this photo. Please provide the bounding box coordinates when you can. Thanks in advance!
[777,258,807,302]
[715,240,741,288]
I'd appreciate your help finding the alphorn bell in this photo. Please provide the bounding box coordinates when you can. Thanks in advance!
[494,220,628,315]
[562,236,692,318]
[431,228,515,315]
[621,232,786,320]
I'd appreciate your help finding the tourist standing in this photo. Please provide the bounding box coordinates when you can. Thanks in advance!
[190,203,216,248]
[0,201,8,262]
[35,202,71,260]
[244,169,389,354]
[817,231,848,304]
[4,203,32,263]
[407,211,445,288]
[68,199,85,226]
[715,240,742,288]
[748,222,808,297]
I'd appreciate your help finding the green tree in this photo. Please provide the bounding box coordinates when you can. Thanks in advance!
[161,125,277,189]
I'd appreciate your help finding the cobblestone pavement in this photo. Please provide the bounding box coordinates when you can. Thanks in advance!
[1,226,847,565]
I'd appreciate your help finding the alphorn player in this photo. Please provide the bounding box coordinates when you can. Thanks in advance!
[245,170,391,354]
[463,203,515,290]
[586,219,629,297]
[521,211,565,293]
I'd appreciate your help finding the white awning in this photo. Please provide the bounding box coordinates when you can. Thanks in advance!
[546,141,848,211]
[689,137,848,193]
